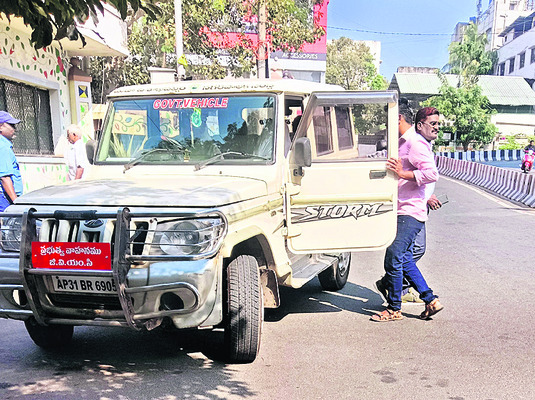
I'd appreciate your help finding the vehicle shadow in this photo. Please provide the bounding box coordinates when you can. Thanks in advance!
[265,278,386,322]
[1,325,257,400]
[0,280,398,399]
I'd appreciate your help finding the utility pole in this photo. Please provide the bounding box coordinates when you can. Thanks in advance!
[174,0,186,80]
[257,0,268,78]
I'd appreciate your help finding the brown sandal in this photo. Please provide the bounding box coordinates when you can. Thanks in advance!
[419,298,444,320]
[370,308,403,322]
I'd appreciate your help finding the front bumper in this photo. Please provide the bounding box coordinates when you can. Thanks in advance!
[0,208,226,330]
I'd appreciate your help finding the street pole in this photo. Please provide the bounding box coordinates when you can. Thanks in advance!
[175,0,186,80]
[257,0,268,78]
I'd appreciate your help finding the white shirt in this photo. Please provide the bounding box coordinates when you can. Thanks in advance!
[66,139,90,180]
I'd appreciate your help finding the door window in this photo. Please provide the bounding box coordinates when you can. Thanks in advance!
[335,106,353,150]
[313,106,333,156]
[303,100,389,161]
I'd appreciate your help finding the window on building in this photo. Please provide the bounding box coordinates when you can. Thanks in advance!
[0,79,54,155]
[509,57,515,73]
[531,48,535,64]
[520,52,526,69]
[499,62,505,76]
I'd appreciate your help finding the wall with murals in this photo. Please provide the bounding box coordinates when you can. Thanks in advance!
[0,19,72,194]
[18,158,68,193]
[0,22,70,131]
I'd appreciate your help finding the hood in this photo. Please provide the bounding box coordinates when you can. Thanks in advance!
[17,175,268,208]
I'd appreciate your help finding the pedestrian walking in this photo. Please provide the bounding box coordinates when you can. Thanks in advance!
[66,124,90,180]
[371,101,443,322]
[401,107,444,302]
[0,111,23,212]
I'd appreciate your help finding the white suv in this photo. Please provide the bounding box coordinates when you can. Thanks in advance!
[0,79,398,363]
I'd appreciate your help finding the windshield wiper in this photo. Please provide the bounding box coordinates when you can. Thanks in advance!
[194,151,269,171]
[123,136,185,173]
[123,148,166,173]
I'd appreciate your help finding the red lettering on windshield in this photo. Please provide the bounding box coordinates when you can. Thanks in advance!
[153,97,229,109]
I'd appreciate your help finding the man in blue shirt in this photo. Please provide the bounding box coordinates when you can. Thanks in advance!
[0,111,23,211]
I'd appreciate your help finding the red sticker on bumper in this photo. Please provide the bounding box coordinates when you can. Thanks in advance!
[31,242,112,270]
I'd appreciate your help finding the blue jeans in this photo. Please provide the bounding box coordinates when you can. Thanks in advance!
[384,215,436,310]
[0,192,10,212]
[412,224,426,262]
[401,224,426,293]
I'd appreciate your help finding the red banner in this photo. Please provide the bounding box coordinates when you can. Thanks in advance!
[31,242,112,270]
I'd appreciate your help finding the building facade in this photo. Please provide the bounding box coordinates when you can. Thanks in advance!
[0,7,127,193]
[494,11,535,92]
[477,0,534,50]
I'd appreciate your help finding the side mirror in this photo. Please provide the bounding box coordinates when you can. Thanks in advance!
[86,140,97,165]
[294,137,311,167]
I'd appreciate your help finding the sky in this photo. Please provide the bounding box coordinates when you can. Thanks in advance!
[327,0,478,80]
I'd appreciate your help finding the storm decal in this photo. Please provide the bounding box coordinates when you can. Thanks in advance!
[291,203,393,224]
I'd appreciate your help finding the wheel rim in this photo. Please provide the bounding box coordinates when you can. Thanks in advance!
[337,253,350,276]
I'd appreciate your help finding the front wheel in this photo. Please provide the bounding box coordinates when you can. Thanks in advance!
[223,255,262,363]
[318,252,351,291]
[24,318,74,349]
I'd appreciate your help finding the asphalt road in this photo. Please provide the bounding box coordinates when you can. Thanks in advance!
[479,159,532,172]
[1,177,535,400]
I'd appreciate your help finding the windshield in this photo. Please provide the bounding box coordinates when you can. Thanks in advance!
[96,95,276,166]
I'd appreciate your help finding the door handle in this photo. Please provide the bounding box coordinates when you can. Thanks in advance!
[369,170,387,179]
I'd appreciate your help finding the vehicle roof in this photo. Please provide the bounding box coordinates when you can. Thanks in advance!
[108,79,344,98]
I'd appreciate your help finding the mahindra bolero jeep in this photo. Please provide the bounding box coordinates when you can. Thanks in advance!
[0,80,398,363]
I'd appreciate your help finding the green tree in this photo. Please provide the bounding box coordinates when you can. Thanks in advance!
[498,136,524,150]
[448,23,497,84]
[91,1,207,103]
[90,0,326,101]
[326,37,386,90]
[423,74,497,151]
[183,0,326,78]
[326,37,387,134]
[0,0,159,49]
[423,23,499,151]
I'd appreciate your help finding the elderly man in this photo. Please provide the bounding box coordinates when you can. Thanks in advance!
[371,101,443,322]
[0,111,23,211]
[66,124,90,180]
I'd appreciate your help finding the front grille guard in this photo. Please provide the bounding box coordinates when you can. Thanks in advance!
[1,207,227,330]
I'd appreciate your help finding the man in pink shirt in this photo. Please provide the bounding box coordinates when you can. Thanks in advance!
[371,101,443,322]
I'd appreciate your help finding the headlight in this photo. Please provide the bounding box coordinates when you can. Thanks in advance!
[1,217,22,252]
[0,217,42,252]
[151,218,225,256]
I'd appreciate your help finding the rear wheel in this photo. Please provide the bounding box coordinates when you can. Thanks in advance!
[318,252,351,291]
[223,255,262,363]
[24,318,74,349]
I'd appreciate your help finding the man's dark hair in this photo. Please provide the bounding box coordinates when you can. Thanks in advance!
[398,98,414,125]
[415,107,440,126]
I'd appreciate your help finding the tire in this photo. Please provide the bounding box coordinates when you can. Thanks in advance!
[318,252,351,291]
[223,255,262,363]
[24,318,74,349]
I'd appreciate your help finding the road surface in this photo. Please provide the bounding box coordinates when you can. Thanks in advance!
[1,177,535,399]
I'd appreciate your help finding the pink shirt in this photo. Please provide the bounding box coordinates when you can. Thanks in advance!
[397,126,438,222]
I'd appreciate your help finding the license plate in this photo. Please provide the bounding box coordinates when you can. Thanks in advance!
[52,275,117,294]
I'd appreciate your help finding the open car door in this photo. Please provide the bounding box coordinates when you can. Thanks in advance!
[285,91,398,253]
